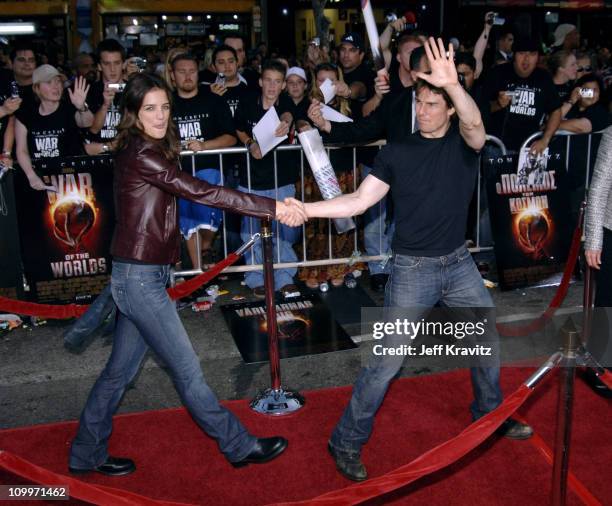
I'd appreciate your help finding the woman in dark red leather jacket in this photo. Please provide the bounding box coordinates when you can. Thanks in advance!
[68,73,304,476]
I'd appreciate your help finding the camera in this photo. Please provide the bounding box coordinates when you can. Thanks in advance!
[10,81,19,98]
[215,73,226,87]
[108,83,126,92]
[385,13,398,23]
[579,88,594,98]
[486,12,505,26]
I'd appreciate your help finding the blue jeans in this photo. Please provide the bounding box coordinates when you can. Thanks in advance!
[330,245,502,455]
[69,262,256,469]
[238,184,300,290]
[361,165,393,275]
[63,283,116,349]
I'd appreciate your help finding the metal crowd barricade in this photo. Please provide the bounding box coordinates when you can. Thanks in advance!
[171,142,389,282]
[166,128,609,284]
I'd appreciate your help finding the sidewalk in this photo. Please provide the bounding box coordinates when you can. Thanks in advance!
[0,273,585,430]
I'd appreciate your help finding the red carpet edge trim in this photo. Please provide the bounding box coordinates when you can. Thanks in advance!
[270,384,533,506]
[0,451,196,506]
[0,252,239,319]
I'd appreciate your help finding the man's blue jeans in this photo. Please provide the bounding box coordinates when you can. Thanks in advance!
[69,262,256,469]
[330,245,502,455]
[361,165,393,275]
[238,184,300,290]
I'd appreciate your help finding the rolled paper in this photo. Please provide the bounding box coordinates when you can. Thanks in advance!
[361,0,385,70]
[298,129,356,234]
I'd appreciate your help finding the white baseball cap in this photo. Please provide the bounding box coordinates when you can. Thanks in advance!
[553,24,577,47]
[286,66,307,82]
[33,64,61,85]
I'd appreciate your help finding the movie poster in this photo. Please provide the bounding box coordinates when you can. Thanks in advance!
[14,156,114,304]
[485,149,573,290]
[221,293,356,363]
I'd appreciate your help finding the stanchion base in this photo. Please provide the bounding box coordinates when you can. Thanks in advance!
[250,387,305,416]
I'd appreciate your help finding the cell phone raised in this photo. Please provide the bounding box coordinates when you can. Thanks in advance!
[108,83,126,92]
[579,88,594,98]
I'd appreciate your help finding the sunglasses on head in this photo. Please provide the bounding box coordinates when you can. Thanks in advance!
[577,66,592,72]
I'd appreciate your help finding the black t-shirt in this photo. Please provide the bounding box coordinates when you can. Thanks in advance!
[234,91,296,189]
[343,61,375,119]
[241,68,261,91]
[172,87,235,173]
[87,80,123,141]
[555,81,574,102]
[222,81,250,119]
[370,123,479,256]
[18,101,84,161]
[484,63,562,151]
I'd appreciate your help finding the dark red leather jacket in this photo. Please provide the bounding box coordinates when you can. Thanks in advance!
[110,135,276,264]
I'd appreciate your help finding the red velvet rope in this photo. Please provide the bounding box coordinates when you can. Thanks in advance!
[496,222,582,337]
[0,450,195,506]
[597,369,612,390]
[0,253,240,320]
[271,385,533,506]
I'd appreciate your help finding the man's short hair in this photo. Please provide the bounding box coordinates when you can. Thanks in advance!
[397,32,422,51]
[455,52,476,71]
[212,44,238,63]
[10,40,36,62]
[170,52,198,70]
[409,46,427,72]
[261,59,287,78]
[96,39,125,60]
[223,34,245,46]
[415,79,453,109]
[73,52,94,69]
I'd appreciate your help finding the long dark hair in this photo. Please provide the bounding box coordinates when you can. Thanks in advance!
[114,72,180,161]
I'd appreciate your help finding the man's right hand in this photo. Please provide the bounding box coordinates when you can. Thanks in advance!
[307,99,331,132]
[103,85,117,107]
[497,91,512,109]
[210,83,227,96]
[374,68,390,98]
[0,97,22,116]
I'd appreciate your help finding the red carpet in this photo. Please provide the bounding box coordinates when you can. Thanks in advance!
[1,368,610,505]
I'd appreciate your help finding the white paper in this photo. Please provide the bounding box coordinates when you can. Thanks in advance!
[321,104,353,123]
[252,106,287,158]
[320,78,335,104]
[517,147,549,186]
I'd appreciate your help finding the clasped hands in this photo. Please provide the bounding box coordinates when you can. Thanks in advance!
[275,197,308,227]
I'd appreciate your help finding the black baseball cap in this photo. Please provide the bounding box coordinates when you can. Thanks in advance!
[512,36,541,53]
[340,32,364,51]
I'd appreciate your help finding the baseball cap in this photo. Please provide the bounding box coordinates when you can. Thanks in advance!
[33,64,61,85]
[286,66,307,82]
[553,24,577,47]
[340,32,364,51]
[512,36,540,53]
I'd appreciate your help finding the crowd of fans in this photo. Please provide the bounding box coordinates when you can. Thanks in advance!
[0,12,611,296]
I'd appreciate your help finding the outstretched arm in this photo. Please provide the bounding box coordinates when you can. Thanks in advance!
[286,174,389,219]
[416,37,486,151]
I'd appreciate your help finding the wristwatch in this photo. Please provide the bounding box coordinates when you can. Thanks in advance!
[101,144,110,153]
[78,102,89,113]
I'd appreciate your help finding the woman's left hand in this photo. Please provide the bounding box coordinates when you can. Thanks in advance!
[68,76,90,111]
[585,249,602,270]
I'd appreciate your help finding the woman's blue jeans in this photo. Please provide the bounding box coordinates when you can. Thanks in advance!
[330,245,503,456]
[69,262,256,469]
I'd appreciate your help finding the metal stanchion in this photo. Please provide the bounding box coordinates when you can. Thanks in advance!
[250,218,304,415]
[551,319,580,506]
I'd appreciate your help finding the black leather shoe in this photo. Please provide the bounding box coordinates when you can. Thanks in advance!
[328,442,367,481]
[496,418,533,440]
[69,456,136,476]
[369,273,388,293]
[231,437,288,467]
